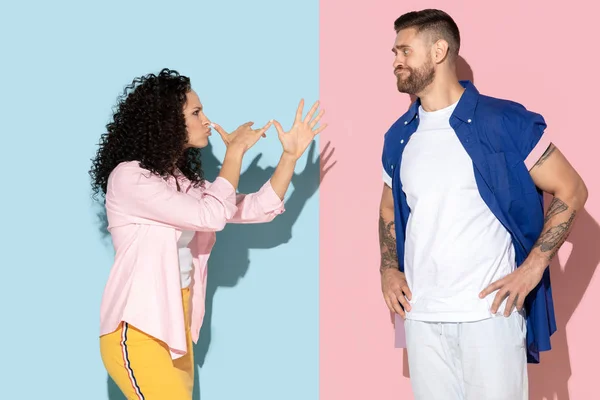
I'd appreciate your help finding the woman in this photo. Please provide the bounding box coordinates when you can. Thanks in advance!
[89,68,326,399]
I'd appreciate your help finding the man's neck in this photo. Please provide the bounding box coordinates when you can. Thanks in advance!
[417,77,465,112]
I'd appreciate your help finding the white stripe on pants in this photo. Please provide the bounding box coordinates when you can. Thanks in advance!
[404,312,528,400]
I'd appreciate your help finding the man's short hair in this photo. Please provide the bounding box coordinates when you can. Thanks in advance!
[394,9,460,60]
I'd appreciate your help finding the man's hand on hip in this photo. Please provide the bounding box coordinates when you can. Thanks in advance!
[381,269,412,318]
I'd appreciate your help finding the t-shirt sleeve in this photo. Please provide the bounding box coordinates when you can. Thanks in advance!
[382,167,392,187]
[524,130,553,170]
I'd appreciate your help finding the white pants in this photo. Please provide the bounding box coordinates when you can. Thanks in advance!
[404,312,528,400]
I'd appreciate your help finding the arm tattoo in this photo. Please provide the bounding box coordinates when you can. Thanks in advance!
[379,213,399,273]
[544,197,568,223]
[532,196,577,261]
[532,144,556,169]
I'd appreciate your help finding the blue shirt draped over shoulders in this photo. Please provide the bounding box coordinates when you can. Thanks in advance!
[381,80,555,363]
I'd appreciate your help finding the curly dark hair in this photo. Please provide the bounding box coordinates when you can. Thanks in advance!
[89,68,204,200]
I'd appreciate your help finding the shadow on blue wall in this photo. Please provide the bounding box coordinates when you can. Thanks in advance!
[97,140,335,400]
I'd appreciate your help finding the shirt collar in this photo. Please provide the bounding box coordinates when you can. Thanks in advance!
[403,80,479,124]
[453,80,479,123]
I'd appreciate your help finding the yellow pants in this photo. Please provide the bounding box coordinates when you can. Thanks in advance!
[99,288,194,400]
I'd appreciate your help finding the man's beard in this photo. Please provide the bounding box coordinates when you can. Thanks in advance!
[395,58,435,95]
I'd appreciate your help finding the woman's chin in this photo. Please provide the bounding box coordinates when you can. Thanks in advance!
[188,138,209,149]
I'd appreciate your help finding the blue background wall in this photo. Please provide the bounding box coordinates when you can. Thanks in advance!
[0,1,320,399]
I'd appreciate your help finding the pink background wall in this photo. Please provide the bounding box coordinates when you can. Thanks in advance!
[319,1,600,399]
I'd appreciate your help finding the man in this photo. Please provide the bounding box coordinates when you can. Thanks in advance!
[378,9,588,400]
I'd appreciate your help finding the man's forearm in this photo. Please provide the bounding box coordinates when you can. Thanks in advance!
[525,188,587,270]
[379,208,399,273]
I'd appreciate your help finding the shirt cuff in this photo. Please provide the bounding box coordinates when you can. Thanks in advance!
[256,180,285,214]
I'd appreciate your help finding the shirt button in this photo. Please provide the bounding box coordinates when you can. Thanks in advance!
[400,139,404,144]
[404,121,408,125]
[467,119,472,123]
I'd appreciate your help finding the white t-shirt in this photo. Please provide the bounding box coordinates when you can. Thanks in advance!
[384,101,518,322]
[177,230,195,289]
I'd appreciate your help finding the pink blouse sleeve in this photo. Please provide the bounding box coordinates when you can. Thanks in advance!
[227,179,285,224]
[107,162,238,231]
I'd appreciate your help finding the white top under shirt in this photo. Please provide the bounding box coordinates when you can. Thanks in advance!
[384,100,520,322]
[177,230,195,289]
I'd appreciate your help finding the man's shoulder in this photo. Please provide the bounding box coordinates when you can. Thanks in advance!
[382,117,409,159]
[474,90,547,157]
[386,113,411,131]
[476,93,540,122]
[383,108,414,140]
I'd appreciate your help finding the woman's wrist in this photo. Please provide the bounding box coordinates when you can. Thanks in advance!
[281,151,299,163]
[224,143,246,159]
